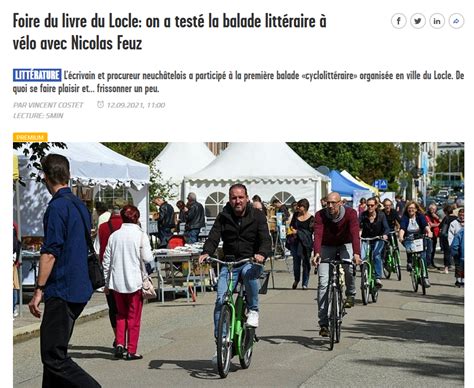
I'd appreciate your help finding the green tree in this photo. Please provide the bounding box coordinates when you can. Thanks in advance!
[149,163,179,212]
[288,143,401,191]
[102,142,166,164]
[13,142,67,182]
[435,150,464,174]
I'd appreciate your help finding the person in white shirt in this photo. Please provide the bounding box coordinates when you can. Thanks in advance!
[103,205,153,361]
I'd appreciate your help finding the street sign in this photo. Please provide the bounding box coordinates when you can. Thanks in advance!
[374,179,388,190]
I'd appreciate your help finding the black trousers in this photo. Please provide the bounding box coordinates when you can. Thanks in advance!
[40,297,101,388]
[106,291,117,329]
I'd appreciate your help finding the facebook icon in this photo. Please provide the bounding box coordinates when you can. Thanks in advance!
[392,13,407,29]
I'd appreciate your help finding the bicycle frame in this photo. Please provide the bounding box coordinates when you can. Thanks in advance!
[361,240,375,288]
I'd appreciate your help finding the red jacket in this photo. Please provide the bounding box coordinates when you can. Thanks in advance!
[98,214,123,261]
[313,207,361,255]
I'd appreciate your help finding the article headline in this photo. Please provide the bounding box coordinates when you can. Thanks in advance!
[13,12,327,51]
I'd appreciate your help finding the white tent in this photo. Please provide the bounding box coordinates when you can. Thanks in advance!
[13,143,150,236]
[184,142,330,215]
[151,142,216,202]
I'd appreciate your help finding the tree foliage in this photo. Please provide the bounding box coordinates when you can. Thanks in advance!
[13,142,67,182]
[288,143,402,190]
[435,150,464,173]
[102,142,166,164]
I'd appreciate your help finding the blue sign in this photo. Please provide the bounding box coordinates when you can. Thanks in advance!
[374,179,388,190]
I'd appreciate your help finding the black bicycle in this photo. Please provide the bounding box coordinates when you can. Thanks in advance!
[320,256,346,350]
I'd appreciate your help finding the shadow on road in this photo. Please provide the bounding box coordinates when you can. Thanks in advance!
[258,335,329,351]
[68,345,116,360]
[375,287,464,306]
[348,355,464,382]
[345,318,464,347]
[148,359,236,380]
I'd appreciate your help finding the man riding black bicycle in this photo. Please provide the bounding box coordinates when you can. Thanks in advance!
[199,184,272,361]
[312,192,362,337]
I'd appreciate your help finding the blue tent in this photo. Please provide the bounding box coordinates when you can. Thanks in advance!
[328,170,367,197]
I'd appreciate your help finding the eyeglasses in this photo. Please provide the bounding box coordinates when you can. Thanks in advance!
[367,204,376,207]
[407,207,416,211]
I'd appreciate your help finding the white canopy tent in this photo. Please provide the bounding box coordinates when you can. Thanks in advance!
[184,142,330,216]
[151,142,216,202]
[13,143,150,236]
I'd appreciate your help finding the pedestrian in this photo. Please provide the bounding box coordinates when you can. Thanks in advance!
[153,196,175,248]
[439,204,457,274]
[312,191,362,337]
[93,201,111,253]
[357,197,367,218]
[272,198,290,223]
[198,183,272,363]
[98,204,123,347]
[176,200,187,232]
[184,192,205,243]
[450,228,464,287]
[395,195,406,218]
[13,223,21,318]
[103,205,154,361]
[28,154,100,387]
[425,203,441,269]
[288,199,314,290]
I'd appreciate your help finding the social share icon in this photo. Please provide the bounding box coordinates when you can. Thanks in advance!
[449,13,464,29]
[430,14,445,29]
[391,13,407,29]
[411,13,426,28]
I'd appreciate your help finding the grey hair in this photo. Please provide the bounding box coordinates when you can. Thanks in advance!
[187,192,197,201]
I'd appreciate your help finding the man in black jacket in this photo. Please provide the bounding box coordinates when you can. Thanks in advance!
[199,184,272,335]
[153,197,175,248]
[184,192,205,243]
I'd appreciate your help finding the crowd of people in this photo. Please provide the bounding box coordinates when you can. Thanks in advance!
[20,153,465,386]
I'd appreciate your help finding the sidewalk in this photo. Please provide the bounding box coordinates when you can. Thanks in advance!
[13,290,110,343]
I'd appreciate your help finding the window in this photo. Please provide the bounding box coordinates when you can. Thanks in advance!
[205,191,227,217]
[271,191,295,206]
[94,186,133,210]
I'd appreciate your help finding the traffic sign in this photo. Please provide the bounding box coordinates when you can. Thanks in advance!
[374,179,388,190]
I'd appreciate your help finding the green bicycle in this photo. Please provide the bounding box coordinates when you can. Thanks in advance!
[208,257,262,378]
[360,237,383,305]
[383,231,402,281]
[403,234,428,295]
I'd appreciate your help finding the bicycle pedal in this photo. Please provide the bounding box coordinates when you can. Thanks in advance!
[254,334,259,342]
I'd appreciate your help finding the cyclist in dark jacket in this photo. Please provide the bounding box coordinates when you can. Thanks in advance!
[199,184,272,338]
[360,197,390,288]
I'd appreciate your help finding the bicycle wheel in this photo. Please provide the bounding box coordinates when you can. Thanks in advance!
[371,285,379,303]
[394,249,402,281]
[329,286,337,350]
[335,288,343,344]
[239,304,254,369]
[361,263,369,305]
[410,258,419,293]
[420,259,427,295]
[216,304,233,378]
[383,259,392,279]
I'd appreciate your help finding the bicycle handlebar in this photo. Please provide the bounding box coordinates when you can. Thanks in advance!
[361,236,386,241]
[205,257,264,267]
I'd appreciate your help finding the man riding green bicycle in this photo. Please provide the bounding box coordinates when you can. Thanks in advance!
[199,184,272,363]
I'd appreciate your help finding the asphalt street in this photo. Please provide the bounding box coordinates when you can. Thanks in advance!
[13,252,464,388]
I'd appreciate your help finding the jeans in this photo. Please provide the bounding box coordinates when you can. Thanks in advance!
[317,244,355,327]
[184,228,200,244]
[158,227,173,248]
[13,289,19,313]
[291,246,310,287]
[41,297,101,388]
[361,240,384,279]
[214,263,264,338]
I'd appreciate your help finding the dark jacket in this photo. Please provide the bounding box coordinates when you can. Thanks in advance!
[399,213,428,233]
[383,208,401,231]
[360,210,390,238]
[202,203,272,261]
[185,201,205,230]
[158,202,175,229]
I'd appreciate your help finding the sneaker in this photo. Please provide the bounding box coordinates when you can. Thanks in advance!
[423,278,431,288]
[344,296,355,308]
[302,285,308,290]
[13,306,19,318]
[292,281,298,290]
[319,326,330,337]
[406,263,412,272]
[455,281,461,288]
[375,279,383,289]
[246,310,259,328]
